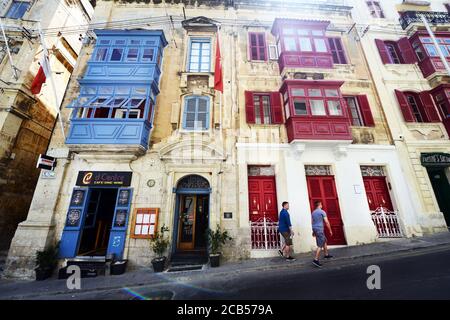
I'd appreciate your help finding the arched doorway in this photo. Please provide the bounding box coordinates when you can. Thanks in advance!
[173,175,211,253]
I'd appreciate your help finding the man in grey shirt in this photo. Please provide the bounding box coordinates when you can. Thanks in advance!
[311,200,333,268]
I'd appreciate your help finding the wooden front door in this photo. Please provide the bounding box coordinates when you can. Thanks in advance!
[307,176,346,245]
[177,194,209,251]
[363,177,393,211]
[248,176,278,222]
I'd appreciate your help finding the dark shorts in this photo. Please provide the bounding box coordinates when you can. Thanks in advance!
[313,228,327,248]
[281,232,293,246]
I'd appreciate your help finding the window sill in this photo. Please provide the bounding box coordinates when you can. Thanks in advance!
[248,123,282,127]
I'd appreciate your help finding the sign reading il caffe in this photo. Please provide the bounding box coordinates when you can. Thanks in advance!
[421,153,450,167]
[76,171,132,187]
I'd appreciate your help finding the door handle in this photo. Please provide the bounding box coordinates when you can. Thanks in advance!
[257,204,259,210]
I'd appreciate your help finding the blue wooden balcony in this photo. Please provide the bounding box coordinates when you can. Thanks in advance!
[65,29,167,151]
[66,118,151,148]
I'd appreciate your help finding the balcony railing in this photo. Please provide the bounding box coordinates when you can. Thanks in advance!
[399,11,450,30]
[371,207,403,238]
[251,217,281,250]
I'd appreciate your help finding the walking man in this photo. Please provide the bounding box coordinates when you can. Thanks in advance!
[311,200,333,267]
[278,201,295,261]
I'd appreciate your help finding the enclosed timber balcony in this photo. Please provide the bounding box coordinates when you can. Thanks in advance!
[65,29,167,152]
[280,80,352,142]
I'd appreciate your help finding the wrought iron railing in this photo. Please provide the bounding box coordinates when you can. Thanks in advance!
[251,217,281,250]
[371,207,403,238]
[399,11,450,30]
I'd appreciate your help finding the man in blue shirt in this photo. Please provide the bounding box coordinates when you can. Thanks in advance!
[278,201,295,261]
[311,200,333,267]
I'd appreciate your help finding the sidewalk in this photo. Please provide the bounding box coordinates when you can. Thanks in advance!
[1,231,449,299]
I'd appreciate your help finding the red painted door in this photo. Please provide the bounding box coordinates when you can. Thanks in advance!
[248,176,278,222]
[307,176,346,245]
[363,177,393,211]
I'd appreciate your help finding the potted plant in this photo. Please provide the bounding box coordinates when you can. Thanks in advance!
[35,242,59,281]
[207,225,233,268]
[150,225,170,272]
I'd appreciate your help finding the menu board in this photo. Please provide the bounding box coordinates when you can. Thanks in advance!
[131,208,159,239]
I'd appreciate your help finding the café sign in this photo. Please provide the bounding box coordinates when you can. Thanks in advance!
[421,153,450,167]
[76,171,132,187]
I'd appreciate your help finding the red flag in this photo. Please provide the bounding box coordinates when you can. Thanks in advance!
[214,34,223,93]
[30,66,46,94]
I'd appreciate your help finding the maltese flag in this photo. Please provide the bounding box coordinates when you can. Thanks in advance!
[30,53,50,95]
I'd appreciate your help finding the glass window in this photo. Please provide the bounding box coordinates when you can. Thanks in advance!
[299,38,312,51]
[142,48,154,62]
[253,94,272,124]
[425,44,439,57]
[421,37,433,44]
[325,89,339,97]
[284,37,297,51]
[366,1,385,18]
[249,32,267,61]
[310,100,326,116]
[130,40,141,45]
[5,1,30,19]
[110,48,124,61]
[114,40,126,45]
[283,28,295,35]
[292,88,305,96]
[189,39,211,72]
[386,43,402,64]
[284,101,291,119]
[314,39,327,52]
[94,48,109,61]
[329,37,348,64]
[413,42,426,61]
[81,87,97,95]
[328,100,343,116]
[439,45,449,57]
[98,86,113,95]
[312,30,324,36]
[345,97,364,126]
[183,96,210,130]
[293,98,308,115]
[406,94,424,122]
[297,29,309,36]
[308,89,322,97]
[116,87,130,95]
[126,48,139,62]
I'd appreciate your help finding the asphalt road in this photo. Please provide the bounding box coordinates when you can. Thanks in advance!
[31,245,450,300]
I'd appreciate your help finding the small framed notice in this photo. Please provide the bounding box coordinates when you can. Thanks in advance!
[131,208,159,239]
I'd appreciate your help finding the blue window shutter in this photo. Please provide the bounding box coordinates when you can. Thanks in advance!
[183,96,210,130]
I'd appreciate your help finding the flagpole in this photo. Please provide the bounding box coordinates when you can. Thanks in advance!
[0,17,19,80]
[37,24,66,141]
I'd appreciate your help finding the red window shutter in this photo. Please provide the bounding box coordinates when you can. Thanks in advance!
[397,37,417,64]
[328,38,347,64]
[270,92,283,124]
[357,95,375,127]
[249,32,267,61]
[245,91,256,124]
[419,91,441,122]
[395,90,415,122]
[375,39,391,64]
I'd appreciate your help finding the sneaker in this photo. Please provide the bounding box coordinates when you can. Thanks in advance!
[324,254,333,259]
[278,250,284,258]
[285,256,296,261]
[312,260,322,268]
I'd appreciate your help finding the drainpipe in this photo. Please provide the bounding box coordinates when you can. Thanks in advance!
[420,14,450,77]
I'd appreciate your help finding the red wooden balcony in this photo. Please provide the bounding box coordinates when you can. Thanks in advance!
[280,80,352,142]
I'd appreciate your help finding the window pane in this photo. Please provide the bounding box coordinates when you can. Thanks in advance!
[198,99,208,112]
[292,88,305,96]
[314,38,327,52]
[294,98,308,115]
[425,44,439,57]
[142,48,154,62]
[186,99,196,112]
[297,29,309,36]
[284,101,291,119]
[325,89,339,97]
[99,86,113,94]
[262,95,271,124]
[310,100,326,116]
[328,100,343,116]
[6,1,30,19]
[94,48,108,61]
[284,37,297,51]
[126,48,139,61]
[254,95,261,124]
[308,89,322,97]
[312,30,324,36]
[110,48,123,61]
[116,87,130,95]
[299,38,312,51]
[283,28,295,35]
[346,97,363,126]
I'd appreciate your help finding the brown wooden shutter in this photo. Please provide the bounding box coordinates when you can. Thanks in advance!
[419,91,441,122]
[397,37,417,64]
[357,95,375,127]
[375,39,391,64]
[270,92,283,124]
[245,91,256,124]
[395,90,415,122]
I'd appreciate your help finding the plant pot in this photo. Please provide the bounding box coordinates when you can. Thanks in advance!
[151,257,166,273]
[35,267,53,281]
[209,254,221,268]
[110,260,128,275]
